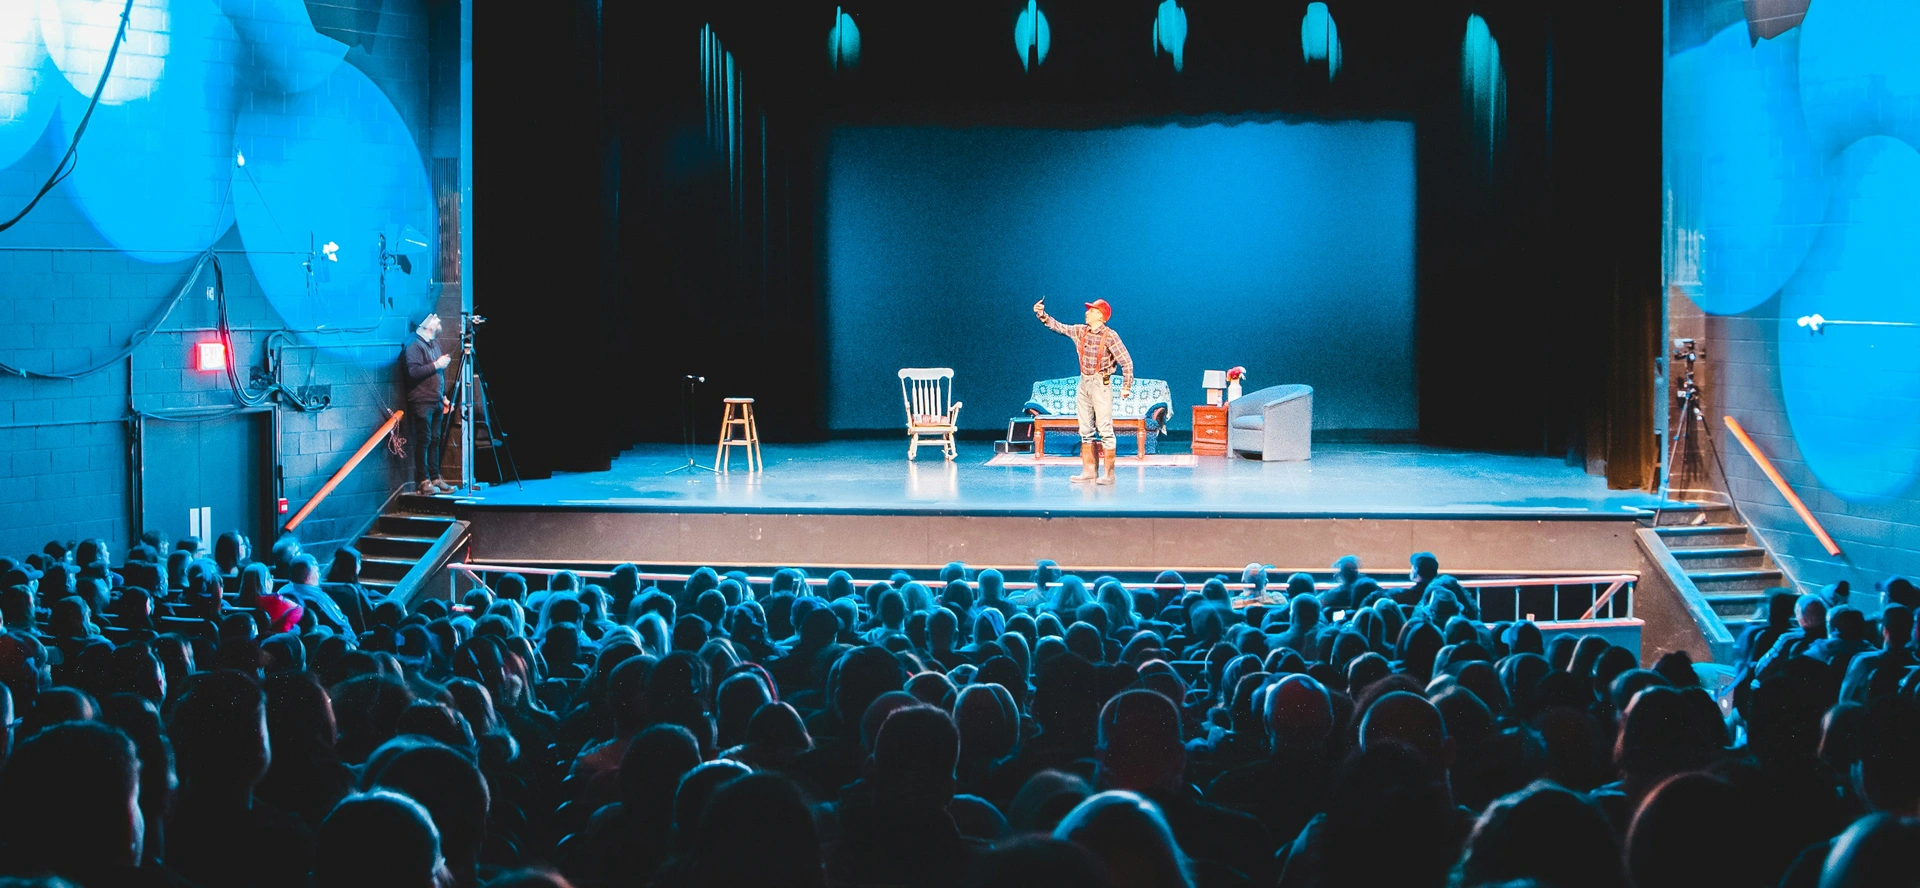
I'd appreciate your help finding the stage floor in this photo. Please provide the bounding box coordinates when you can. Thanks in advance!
[459,441,1669,519]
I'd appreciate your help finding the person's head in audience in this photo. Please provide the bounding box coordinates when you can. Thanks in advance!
[168,671,269,805]
[1448,781,1625,888]
[1264,673,1333,755]
[312,790,452,888]
[0,683,11,772]
[0,721,144,878]
[672,759,751,843]
[97,693,173,867]
[869,704,959,805]
[684,772,824,888]
[967,835,1114,888]
[287,554,320,587]
[1095,690,1185,794]
[1748,655,1833,765]
[1053,790,1194,888]
[1361,691,1454,777]
[1613,685,1725,802]
[369,741,489,888]
[214,532,248,574]
[1627,773,1768,888]
[23,687,99,738]
[481,869,577,888]
[1854,696,1920,816]
[1817,814,1920,888]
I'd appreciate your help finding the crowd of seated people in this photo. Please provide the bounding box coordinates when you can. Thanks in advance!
[0,533,1916,888]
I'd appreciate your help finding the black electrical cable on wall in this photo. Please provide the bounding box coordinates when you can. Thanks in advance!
[0,250,331,412]
[0,0,140,234]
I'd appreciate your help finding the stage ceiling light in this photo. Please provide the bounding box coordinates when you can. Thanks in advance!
[829,6,860,70]
[1014,0,1050,71]
[1301,2,1342,81]
[1461,14,1507,172]
[1153,0,1187,72]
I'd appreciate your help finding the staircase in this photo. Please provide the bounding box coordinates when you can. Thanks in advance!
[1649,502,1790,644]
[342,493,469,606]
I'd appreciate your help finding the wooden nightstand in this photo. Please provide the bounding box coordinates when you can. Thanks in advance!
[1191,404,1228,456]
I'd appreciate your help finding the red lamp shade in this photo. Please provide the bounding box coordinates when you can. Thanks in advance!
[195,341,228,371]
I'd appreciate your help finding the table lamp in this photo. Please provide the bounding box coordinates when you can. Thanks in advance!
[1202,369,1228,405]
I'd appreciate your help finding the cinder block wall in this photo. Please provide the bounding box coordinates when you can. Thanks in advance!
[1664,0,1920,591]
[0,0,463,559]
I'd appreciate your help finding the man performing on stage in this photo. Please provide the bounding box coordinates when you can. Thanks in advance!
[1034,297,1134,484]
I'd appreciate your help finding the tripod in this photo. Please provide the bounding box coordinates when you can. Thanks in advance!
[441,313,522,493]
[666,374,719,477]
[1656,338,1723,516]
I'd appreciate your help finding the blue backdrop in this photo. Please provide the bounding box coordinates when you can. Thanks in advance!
[823,119,1417,433]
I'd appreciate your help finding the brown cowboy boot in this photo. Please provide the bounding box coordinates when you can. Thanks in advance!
[1097,448,1116,484]
[1071,442,1097,482]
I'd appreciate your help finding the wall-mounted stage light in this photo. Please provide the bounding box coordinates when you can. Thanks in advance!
[1015,0,1050,71]
[829,6,860,70]
[304,232,335,293]
[1301,2,1342,81]
[194,341,228,372]
[1153,0,1187,72]
[378,224,428,309]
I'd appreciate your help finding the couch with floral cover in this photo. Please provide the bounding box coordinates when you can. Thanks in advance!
[1023,376,1173,455]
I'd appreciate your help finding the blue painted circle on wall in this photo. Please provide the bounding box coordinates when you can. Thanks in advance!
[1798,0,1920,159]
[1664,24,1826,315]
[49,0,240,262]
[0,2,57,171]
[232,60,432,336]
[1779,135,1920,501]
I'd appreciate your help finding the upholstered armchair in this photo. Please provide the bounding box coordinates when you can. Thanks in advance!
[1228,384,1312,461]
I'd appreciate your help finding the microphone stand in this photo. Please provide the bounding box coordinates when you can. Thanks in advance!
[666,374,720,477]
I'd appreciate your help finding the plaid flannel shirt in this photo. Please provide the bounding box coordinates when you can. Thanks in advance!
[1040,312,1134,389]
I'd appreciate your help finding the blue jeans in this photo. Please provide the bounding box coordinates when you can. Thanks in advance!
[408,402,445,483]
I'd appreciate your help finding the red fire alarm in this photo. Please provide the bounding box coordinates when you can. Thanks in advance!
[194,341,228,371]
[277,497,289,514]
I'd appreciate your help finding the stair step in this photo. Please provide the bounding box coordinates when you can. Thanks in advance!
[1653,502,1738,526]
[1687,568,1783,592]
[360,556,418,580]
[1706,592,1767,619]
[378,513,456,537]
[1669,546,1769,569]
[1655,524,1753,545]
[356,532,439,557]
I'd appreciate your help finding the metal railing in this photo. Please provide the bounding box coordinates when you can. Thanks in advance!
[284,408,405,533]
[1724,415,1842,556]
[444,562,1635,625]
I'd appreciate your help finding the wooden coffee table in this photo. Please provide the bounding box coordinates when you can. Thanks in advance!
[1032,416,1149,461]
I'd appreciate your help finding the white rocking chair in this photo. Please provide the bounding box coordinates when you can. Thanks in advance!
[899,368,963,460]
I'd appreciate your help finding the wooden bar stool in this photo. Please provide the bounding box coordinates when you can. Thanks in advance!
[715,397,762,472]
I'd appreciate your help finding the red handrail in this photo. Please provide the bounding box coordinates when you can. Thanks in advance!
[284,409,406,533]
[1723,416,1842,556]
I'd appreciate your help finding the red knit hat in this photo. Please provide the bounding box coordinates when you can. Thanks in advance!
[1084,299,1112,321]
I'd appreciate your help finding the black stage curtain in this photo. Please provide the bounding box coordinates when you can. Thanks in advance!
[476,0,1660,485]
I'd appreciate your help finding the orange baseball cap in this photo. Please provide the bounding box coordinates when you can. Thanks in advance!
[1084,299,1112,321]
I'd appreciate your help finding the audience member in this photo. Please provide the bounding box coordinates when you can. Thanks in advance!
[1,533,1914,888]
